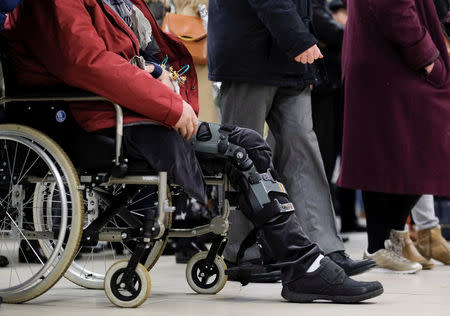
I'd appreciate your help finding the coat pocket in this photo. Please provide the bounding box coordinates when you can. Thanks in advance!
[424,56,447,88]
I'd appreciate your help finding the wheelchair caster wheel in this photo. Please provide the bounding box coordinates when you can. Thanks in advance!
[186,251,228,294]
[104,260,151,308]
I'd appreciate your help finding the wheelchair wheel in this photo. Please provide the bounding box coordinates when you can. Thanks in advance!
[34,183,172,290]
[186,251,228,295]
[104,259,151,308]
[0,124,83,303]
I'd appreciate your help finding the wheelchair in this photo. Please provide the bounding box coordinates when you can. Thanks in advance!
[0,58,234,307]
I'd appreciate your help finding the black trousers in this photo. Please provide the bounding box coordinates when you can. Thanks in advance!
[312,88,358,229]
[120,124,321,284]
[362,191,420,253]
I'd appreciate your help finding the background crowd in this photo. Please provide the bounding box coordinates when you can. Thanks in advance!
[0,0,450,286]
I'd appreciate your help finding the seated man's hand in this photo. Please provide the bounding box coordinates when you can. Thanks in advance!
[158,69,175,91]
[145,64,175,91]
[174,100,199,140]
[294,45,324,64]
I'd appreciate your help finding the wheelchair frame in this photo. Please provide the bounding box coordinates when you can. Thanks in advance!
[0,61,233,306]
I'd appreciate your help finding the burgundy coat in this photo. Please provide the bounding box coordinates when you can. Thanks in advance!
[4,0,198,132]
[339,0,450,196]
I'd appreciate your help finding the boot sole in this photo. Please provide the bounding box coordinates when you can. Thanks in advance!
[281,286,384,303]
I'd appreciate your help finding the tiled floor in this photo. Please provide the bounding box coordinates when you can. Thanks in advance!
[1,232,449,316]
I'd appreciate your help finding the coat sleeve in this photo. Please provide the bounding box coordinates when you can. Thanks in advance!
[368,0,440,70]
[247,0,318,58]
[18,0,184,127]
[312,0,344,49]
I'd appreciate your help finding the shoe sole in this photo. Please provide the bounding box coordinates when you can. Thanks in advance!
[226,269,281,284]
[281,287,384,303]
[346,262,377,277]
[373,267,422,274]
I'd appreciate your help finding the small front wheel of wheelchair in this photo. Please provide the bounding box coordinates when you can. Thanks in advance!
[104,260,151,308]
[186,251,228,294]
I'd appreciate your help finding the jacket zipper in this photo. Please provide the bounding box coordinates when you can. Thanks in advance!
[95,0,140,55]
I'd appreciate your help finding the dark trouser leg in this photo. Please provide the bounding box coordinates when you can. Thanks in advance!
[338,188,358,229]
[266,87,344,254]
[362,191,420,253]
[194,123,322,283]
[220,82,277,262]
[311,91,338,182]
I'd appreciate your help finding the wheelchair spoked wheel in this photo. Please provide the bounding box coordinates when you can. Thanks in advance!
[0,124,84,303]
[186,251,228,295]
[34,183,172,290]
[104,259,151,308]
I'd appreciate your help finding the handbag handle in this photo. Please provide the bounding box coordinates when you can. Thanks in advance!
[178,34,207,42]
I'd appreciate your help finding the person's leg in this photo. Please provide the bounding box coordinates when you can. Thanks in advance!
[220,82,277,263]
[194,122,320,277]
[362,191,420,253]
[415,196,450,264]
[311,90,337,182]
[266,86,344,255]
[411,195,439,231]
[123,124,206,201]
[337,187,364,232]
[193,123,383,302]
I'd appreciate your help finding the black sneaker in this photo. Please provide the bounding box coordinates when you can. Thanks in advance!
[225,259,281,285]
[0,255,8,267]
[281,257,383,303]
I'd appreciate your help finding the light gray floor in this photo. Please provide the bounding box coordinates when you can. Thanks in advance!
[1,232,450,316]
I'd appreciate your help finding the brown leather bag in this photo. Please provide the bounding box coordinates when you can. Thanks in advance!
[162,13,207,64]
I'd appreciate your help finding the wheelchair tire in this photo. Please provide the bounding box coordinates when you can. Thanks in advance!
[34,184,172,290]
[0,124,84,303]
[104,259,151,308]
[186,251,228,295]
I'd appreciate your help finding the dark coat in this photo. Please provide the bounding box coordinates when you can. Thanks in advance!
[339,0,450,196]
[311,0,344,92]
[208,0,320,88]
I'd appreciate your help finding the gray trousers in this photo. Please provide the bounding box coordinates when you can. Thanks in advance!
[411,195,439,231]
[220,82,344,261]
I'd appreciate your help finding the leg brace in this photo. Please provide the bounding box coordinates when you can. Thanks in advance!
[191,122,295,227]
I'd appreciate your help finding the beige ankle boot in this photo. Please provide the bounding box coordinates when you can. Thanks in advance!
[390,229,434,269]
[417,227,450,265]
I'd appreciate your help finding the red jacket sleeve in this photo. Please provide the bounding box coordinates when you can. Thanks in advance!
[368,0,440,70]
[18,0,183,127]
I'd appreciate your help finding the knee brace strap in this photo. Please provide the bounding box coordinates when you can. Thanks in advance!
[252,199,295,228]
[241,169,295,227]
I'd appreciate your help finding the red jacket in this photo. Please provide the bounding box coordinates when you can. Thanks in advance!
[4,0,198,132]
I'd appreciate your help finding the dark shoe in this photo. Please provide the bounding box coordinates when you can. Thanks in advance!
[19,240,47,264]
[328,251,376,276]
[282,257,383,303]
[341,222,367,233]
[225,259,281,285]
[0,255,9,267]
